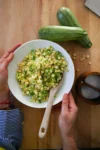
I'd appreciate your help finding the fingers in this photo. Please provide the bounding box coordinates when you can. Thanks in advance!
[61,93,78,115]
[8,44,21,53]
[0,44,21,63]
[0,53,14,73]
[61,94,69,115]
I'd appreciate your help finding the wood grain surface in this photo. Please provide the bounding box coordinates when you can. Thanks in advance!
[0,0,100,149]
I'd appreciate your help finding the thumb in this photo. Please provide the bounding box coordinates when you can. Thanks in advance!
[61,93,69,115]
[69,93,78,114]
[69,93,77,109]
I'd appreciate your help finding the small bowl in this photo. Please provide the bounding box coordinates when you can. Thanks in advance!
[8,39,75,108]
[76,72,100,104]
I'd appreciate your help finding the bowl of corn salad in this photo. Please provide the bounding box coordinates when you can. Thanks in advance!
[8,40,75,108]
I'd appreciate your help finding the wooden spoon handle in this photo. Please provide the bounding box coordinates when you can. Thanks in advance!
[39,92,55,138]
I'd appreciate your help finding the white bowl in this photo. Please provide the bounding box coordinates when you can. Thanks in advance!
[8,40,75,108]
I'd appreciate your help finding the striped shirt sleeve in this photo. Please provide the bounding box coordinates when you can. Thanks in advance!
[0,108,23,150]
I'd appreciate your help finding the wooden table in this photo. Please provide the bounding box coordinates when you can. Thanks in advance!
[0,0,100,149]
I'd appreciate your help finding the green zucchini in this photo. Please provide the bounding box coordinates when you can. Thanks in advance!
[57,7,92,48]
[38,26,87,42]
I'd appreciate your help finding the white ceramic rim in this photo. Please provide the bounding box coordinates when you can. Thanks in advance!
[8,39,75,108]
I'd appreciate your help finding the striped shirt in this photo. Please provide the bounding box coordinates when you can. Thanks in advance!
[0,108,23,150]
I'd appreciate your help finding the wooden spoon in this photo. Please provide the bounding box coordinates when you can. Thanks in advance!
[39,77,63,138]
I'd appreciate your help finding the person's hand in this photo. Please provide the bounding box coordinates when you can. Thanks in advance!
[59,93,78,141]
[0,44,21,109]
[0,44,21,91]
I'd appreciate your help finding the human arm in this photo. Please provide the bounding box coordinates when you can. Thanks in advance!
[59,93,78,150]
[0,44,21,109]
[0,45,23,150]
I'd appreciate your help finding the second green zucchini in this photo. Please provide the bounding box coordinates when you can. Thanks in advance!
[57,7,92,48]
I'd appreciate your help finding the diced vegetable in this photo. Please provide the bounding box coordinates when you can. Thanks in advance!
[16,46,68,103]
